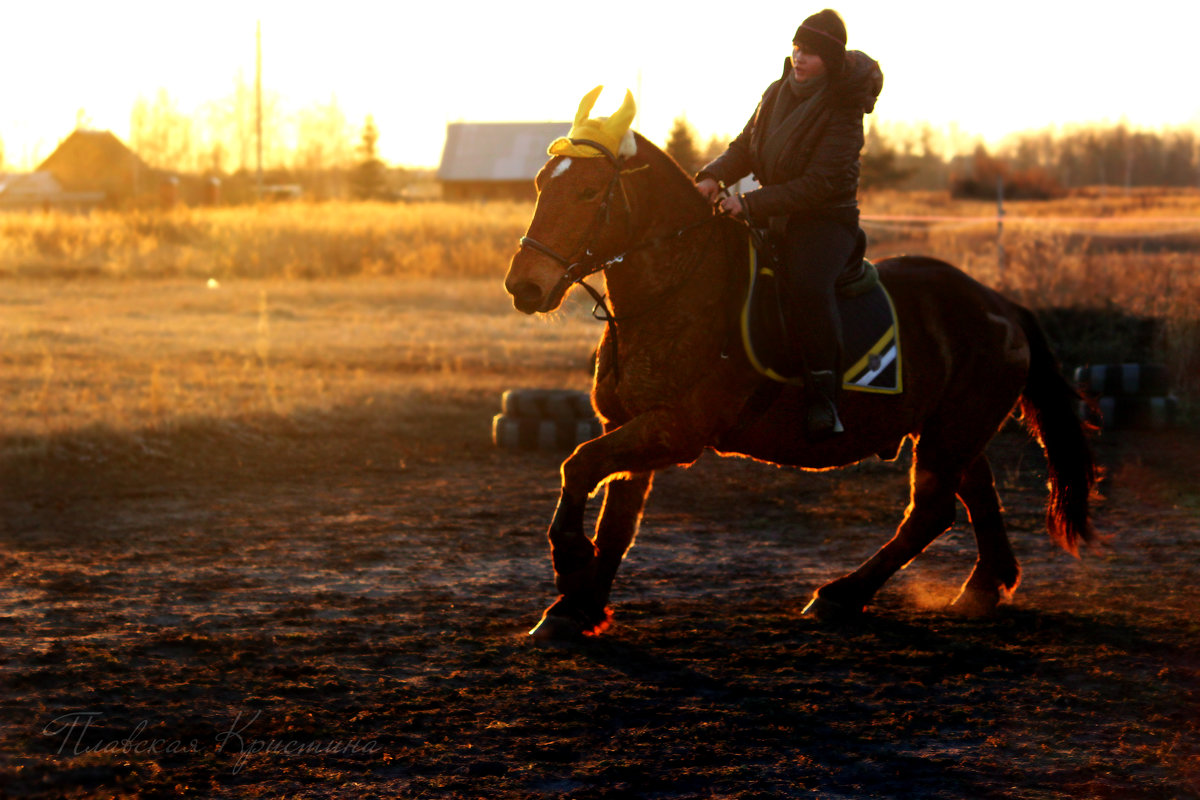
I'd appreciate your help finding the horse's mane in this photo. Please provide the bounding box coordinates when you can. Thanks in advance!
[629,132,713,215]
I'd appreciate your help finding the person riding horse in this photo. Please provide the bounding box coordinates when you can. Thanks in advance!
[695,9,883,441]
[506,85,1096,639]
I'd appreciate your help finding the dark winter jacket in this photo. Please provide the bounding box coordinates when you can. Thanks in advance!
[697,50,883,225]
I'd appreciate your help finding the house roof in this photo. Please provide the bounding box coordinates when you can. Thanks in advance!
[437,122,570,182]
[36,129,153,192]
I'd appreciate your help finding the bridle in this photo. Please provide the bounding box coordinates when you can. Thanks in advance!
[516,137,721,324]
[516,138,639,319]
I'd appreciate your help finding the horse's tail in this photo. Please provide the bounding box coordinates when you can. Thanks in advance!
[1015,305,1099,556]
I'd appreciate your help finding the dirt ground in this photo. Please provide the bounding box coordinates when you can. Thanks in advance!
[0,378,1197,800]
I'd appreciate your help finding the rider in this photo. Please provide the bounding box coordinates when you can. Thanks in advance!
[695,9,883,441]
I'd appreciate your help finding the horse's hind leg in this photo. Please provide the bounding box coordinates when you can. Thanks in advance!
[806,452,960,619]
[531,472,653,640]
[950,455,1020,616]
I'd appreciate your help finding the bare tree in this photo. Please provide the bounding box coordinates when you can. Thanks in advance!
[197,72,285,175]
[294,96,353,199]
[130,89,196,171]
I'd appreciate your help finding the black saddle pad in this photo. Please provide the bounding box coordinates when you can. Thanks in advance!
[739,238,902,394]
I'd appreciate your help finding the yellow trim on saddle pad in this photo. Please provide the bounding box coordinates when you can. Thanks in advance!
[740,239,903,394]
[842,285,903,395]
[741,240,803,386]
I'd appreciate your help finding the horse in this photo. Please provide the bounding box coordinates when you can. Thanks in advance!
[503,99,1097,642]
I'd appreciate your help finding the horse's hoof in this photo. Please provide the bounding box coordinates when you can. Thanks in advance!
[802,593,864,623]
[529,613,587,644]
[949,586,1001,618]
[528,603,611,643]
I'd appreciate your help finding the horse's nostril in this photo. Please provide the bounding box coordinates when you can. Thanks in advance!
[509,281,545,314]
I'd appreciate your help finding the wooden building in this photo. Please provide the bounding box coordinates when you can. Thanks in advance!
[37,129,157,208]
[437,121,569,201]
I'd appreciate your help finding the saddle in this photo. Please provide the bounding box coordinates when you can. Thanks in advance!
[740,226,902,394]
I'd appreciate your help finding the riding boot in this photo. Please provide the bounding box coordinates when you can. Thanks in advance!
[805,369,844,442]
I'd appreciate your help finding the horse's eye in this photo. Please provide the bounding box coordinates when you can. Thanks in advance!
[578,187,600,202]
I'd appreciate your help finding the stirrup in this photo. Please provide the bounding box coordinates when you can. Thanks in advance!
[805,402,844,441]
[805,370,844,441]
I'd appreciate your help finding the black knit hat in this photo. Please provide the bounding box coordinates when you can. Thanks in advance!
[794,9,847,76]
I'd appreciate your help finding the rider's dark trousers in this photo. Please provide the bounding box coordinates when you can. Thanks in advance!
[778,212,860,376]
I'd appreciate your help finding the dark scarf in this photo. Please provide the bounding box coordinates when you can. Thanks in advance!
[760,72,828,184]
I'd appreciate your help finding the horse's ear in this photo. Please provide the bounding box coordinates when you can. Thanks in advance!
[549,86,637,158]
[610,90,636,139]
[575,86,605,128]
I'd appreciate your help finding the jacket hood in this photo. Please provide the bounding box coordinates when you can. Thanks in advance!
[839,51,883,113]
[779,50,882,114]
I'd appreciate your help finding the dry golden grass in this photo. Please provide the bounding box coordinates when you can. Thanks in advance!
[2,191,1197,283]
[864,186,1200,222]
[0,190,1197,448]
[0,277,599,453]
[0,201,532,280]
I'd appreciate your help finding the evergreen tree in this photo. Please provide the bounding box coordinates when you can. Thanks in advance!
[702,135,730,165]
[665,116,701,176]
[352,116,388,200]
[860,122,915,190]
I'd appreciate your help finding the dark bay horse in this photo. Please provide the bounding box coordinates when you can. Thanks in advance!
[504,129,1097,641]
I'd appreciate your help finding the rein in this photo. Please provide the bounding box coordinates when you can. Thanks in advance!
[535,212,722,324]
[517,138,722,377]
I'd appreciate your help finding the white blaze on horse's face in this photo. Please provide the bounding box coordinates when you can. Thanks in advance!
[551,158,572,179]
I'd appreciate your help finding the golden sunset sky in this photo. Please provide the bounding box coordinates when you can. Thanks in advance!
[3,0,1197,170]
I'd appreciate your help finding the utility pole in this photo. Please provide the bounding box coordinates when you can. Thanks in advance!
[256,20,263,200]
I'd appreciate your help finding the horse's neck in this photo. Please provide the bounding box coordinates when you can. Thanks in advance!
[604,205,738,326]
[603,150,740,321]
[637,164,708,238]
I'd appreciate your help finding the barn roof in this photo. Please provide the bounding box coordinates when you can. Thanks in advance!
[437,122,570,182]
[36,129,152,190]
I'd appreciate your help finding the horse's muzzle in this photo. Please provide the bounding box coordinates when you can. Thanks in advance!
[507,280,545,315]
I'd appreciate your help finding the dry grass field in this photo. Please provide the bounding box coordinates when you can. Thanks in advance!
[2,189,1197,403]
[0,277,597,444]
[0,202,532,281]
[0,193,1198,798]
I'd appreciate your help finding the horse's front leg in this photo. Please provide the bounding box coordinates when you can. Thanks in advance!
[546,488,597,596]
[532,409,706,640]
[533,471,654,639]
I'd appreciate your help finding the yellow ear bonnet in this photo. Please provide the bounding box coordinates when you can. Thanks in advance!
[548,86,637,159]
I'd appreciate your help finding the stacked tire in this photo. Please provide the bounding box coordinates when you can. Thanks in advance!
[1074,363,1178,430]
[492,389,603,450]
